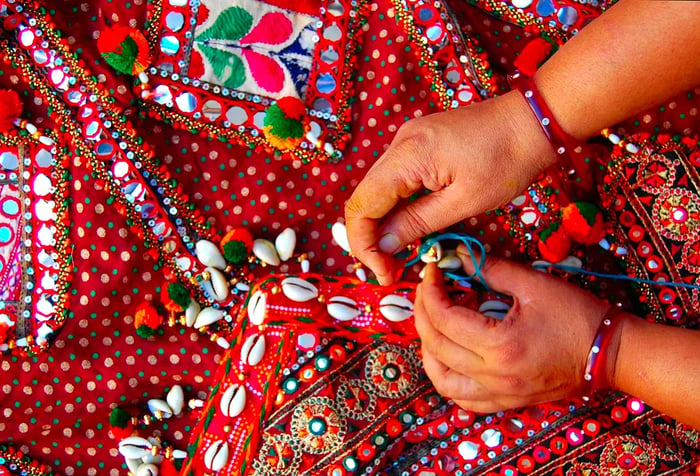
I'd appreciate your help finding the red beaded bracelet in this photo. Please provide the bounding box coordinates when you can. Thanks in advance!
[509,72,580,180]
[580,305,624,402]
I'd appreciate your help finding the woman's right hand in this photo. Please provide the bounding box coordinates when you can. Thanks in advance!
[344,90,556,285]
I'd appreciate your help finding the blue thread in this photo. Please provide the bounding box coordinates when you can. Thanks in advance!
[405,232,492,292]
[406,232,700,292]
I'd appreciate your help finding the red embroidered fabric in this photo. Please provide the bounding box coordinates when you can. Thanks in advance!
[0,0,698,476]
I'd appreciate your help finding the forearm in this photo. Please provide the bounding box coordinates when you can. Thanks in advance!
[611,314,700,429]
[535,0,700,144]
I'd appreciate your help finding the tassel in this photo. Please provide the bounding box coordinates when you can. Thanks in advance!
[97,25,150,75]
[221,227,254,265]
[537,221,572,263]
[262,96,307,150]
[561,202,606,245]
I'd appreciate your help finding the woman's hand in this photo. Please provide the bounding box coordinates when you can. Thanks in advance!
[414,246,611,413]
[344,91,555,285]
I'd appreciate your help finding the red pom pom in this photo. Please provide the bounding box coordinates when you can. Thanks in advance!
[538,222,572,263]
[97,25,150,75]
[561,202,606,245]
[514,38,553,77]
[0,89,22,133]
[275,96,306,120]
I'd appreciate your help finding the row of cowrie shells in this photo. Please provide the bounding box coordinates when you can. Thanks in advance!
[203,332,267,472]
[246,276,415,326]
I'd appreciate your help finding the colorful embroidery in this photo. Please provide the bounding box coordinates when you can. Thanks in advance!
[0,136,72,355]
[601,134,700,326]
[144,0,370,162]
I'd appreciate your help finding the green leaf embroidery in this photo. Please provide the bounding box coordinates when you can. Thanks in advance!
[196,7,253,42]
[198,44,246,89]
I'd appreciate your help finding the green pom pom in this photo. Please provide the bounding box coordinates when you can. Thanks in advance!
[263,103,304,140]
[109,407,131,428]
[136,324,157,338]
[223,240,248,265]
[167,282,191,310]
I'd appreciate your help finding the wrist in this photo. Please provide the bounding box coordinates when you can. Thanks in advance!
[580,305,628,401]
[509,74,582,180]
[498,89,558,177]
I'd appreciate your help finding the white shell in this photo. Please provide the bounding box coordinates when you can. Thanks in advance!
[301,259,310,273]
[166,385,184,416]
[147,398,173,419]
[275,228,296,262]
[189,399,204,409]
[136,463,159,476]
[327,296,361,321]
[253,239,280,266]
[220,384,246,418]
[216,337,231,349]
[478,300,511,320]
[185,301,200,327]
[205,267,230,301]
[118,437,152,459]
[379,295,414,322]
[331,222,351,252]
[173,449,187,460]
[126,458,142,474]
[355,267,367,282]
[196,239,226,270]
[247,291,267,326]
[140,453,163,465]
[281,277,319,302]
[194,307,224,329]
[438,253,462,270]
[420,242,443,263]
[240,333,266,366]
[203,440,229,472]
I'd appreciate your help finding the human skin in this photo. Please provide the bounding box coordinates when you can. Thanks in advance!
[344,1,700,427]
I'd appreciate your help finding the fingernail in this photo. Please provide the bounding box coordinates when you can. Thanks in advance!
[456,244,470,258]
[378,232,401,254]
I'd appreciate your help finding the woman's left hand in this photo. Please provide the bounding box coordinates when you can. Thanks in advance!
[414,246,612,413]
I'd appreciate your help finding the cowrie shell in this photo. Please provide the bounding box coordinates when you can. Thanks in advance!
[203,267,229,301]
[203,440,229,472]
[220,384,246,418]
[118,437,152,460]
[379,295,414,322]
[166,385,184,416]
[193,307,224,329]
[247,291,267,326]
[196,239,226,270]
[420,242,443,263]
[240,333,266,366]
[147,398,173,419]
[327,296,361,321]
[331,222,351,252]
[275,227,296,262]
[281,277,319,302]
[253,239,280,266]
[184,301,200,327]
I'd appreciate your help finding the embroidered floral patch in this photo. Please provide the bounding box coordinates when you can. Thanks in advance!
[144,0,369,162]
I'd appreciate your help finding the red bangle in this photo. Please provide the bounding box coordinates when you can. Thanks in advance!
[580,306,624,402]
[510,73,580,180]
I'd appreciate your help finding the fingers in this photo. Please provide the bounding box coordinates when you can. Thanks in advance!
[415,280,485,376]
[420,262,497,340]
[455,244,536,296]
[421,345,490,401]
[345,149,426,285]
[376,186,468,255]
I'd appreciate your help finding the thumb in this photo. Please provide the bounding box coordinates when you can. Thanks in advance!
[455,244,532,296]
[377,187,467,255]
